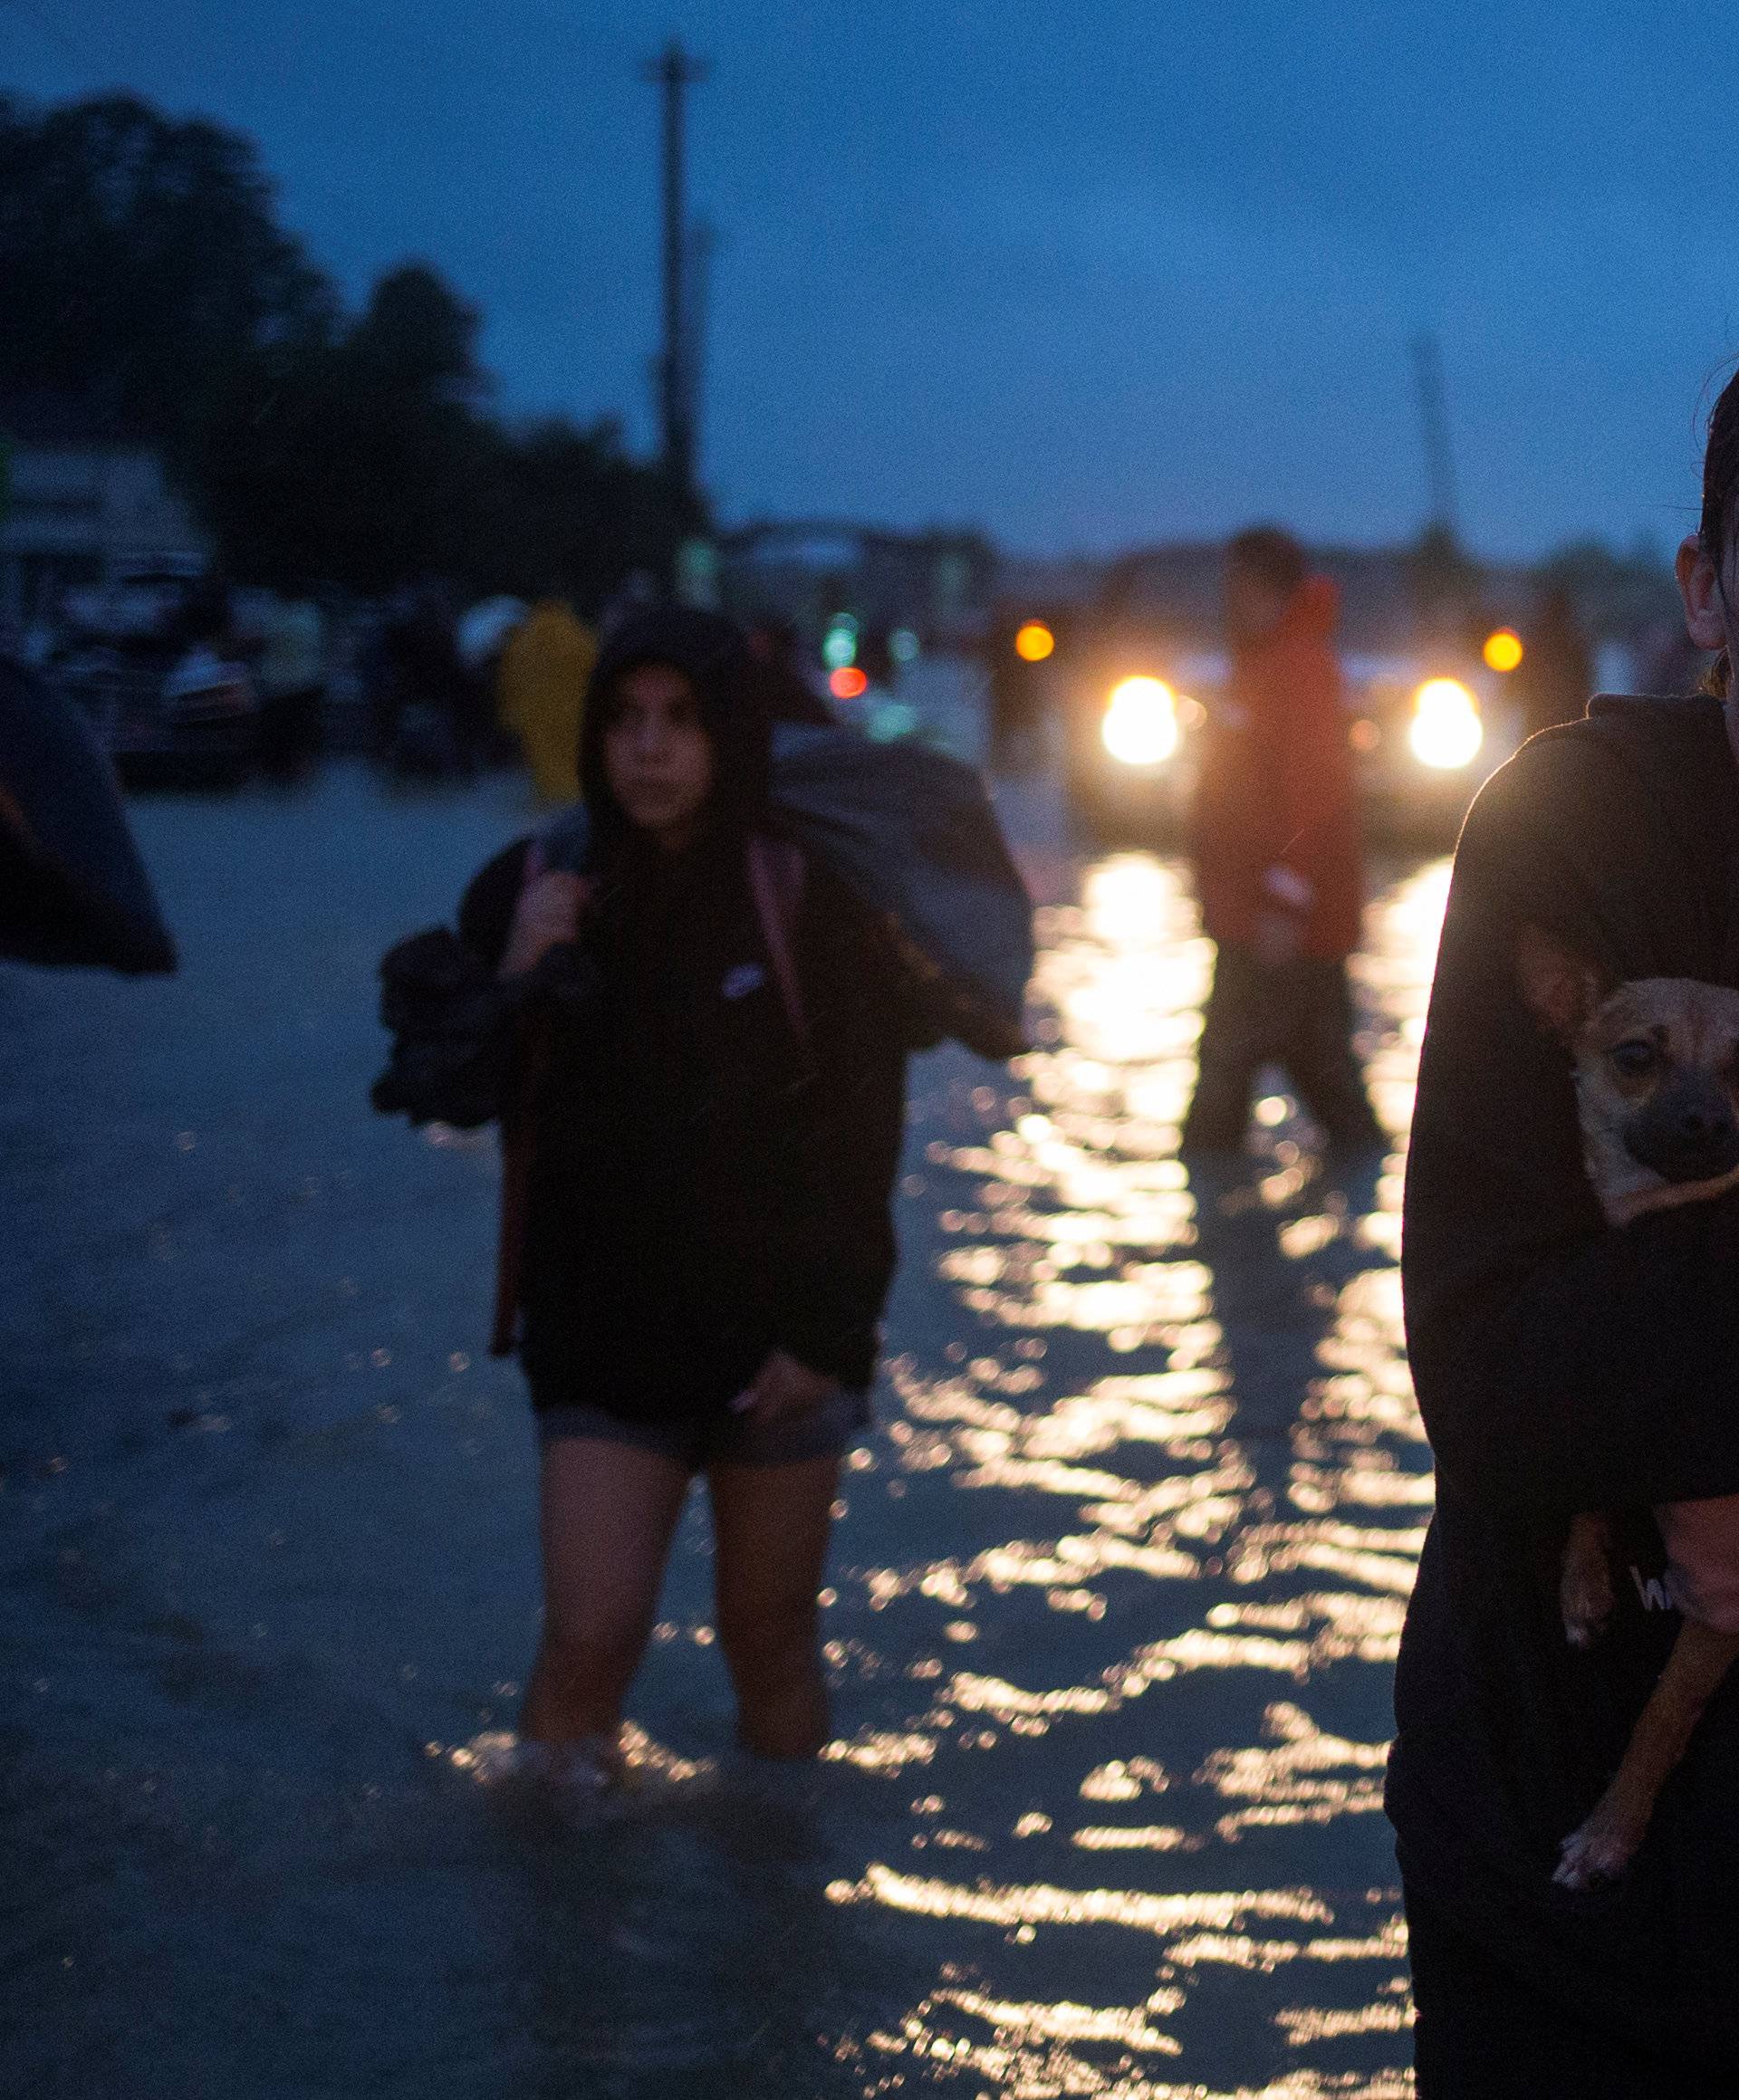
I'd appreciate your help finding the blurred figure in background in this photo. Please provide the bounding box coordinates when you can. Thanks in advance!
[1514,586,1591,739]
[497,595,598,804]
[745,615,834,725]
[376,580,477,774]
[255,590,328,780]
[985,609,1052,772]
[1183,526,1382,1155]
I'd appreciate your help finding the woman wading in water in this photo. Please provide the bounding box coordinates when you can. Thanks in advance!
[439,610,920,1776]
[1393,375,1739,2091]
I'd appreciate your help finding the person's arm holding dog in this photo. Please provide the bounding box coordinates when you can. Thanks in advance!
[1403,736,1739,1517]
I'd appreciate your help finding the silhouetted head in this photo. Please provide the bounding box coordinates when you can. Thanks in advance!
[1677,368,1739,696]
[1225,525,1307,647]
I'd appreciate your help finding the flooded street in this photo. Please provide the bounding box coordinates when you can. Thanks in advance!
[1,718,1445,2097]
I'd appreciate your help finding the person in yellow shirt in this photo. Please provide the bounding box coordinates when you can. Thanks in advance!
[497,599,598,804]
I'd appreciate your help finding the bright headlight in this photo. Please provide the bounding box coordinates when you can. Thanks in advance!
[1101,676,1179,766]
[1408,677,1484,770]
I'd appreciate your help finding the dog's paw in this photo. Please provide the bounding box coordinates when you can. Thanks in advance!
[1561,1564,1616,1649]
[1554,1808,1644,1890]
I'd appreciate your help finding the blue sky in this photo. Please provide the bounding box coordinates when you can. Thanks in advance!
[7,0,1738,557]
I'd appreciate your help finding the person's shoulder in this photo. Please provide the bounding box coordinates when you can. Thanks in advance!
[1464,697,1716,849]
[1502,693,1724,784]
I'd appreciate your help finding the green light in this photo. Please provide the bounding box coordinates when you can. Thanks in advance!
[822,617,859,671]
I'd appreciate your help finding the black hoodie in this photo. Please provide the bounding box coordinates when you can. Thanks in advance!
[457,609,918,1418]
[1392,695,1739,2068]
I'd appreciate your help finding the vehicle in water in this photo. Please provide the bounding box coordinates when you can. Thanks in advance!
[53,564,260,788]
[1056,547,1522,848]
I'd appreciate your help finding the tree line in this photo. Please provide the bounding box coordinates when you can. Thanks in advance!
[0,91,697,607]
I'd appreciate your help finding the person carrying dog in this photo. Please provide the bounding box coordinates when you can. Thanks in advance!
[1391,372,1739,2093]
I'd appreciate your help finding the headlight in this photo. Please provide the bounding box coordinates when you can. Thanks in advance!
[1101,676,1179,766]
[1408,677,1484,770]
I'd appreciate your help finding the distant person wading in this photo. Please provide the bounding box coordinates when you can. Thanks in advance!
[378,611,925,1777]
[1182,527,1382,1155]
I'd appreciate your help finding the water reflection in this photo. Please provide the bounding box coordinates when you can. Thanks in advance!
[0,755,1450,2095]
[833,850,1448,2094]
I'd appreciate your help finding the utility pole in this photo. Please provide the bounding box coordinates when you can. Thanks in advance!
[643,38,709,507]
[683,214,719,484]
[1410,331,1460,542]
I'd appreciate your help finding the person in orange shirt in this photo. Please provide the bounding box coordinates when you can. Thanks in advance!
[1183,526,1382,1155]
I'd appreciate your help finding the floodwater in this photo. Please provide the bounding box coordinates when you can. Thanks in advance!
[0,711,1446,2097]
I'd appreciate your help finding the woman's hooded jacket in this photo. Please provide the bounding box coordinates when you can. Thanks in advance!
[449,609,918,1422]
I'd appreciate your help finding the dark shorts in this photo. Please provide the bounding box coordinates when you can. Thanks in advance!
[532,1386,872,1470]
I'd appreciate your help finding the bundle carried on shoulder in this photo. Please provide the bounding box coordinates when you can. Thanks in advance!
[371,597,1033,1129]
[535,718,1033,1061]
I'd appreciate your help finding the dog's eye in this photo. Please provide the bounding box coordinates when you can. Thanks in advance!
[1610,1039,1659,1078]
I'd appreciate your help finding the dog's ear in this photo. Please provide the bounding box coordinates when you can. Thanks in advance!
[1515,923,1607,1042]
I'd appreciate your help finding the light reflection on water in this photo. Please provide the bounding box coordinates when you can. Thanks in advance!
[830,849,1448,2096]
[0,762,1450,2096]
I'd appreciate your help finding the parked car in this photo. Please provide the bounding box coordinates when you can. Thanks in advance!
[55,639,259,788]
[53,564,261,788]
[1062,640,1521,849]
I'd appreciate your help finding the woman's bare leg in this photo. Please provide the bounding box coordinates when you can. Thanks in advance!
[708,1455,840,1758]
[520,1437,691,1748]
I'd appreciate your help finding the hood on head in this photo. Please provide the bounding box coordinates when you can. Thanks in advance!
[579,608,770,851]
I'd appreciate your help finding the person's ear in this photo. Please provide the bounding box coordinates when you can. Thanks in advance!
[1515,923,1607,1043]
[1676,534,1728,652]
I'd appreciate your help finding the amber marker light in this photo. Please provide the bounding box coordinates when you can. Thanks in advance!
[1482,628,1524,674]
[1014,620,1055,663]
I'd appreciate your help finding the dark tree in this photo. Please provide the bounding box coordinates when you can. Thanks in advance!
[0,92,334,448]
[468,416,699,614]
[4,91,699,602]
[321,265,492,590]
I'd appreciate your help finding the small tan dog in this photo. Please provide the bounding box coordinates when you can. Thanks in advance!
[1517,925,1739,1888]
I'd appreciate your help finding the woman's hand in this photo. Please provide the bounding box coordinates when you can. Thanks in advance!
[499,869,587,981]
[733,1349,838,1425]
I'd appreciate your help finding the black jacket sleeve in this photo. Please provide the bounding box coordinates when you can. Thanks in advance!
[768,869,914,1385]
[1402,736,1739,1515]
[370,839,534,1127]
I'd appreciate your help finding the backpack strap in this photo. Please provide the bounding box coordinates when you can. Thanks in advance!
[745,832,810,1049]
[489,833,558,1357]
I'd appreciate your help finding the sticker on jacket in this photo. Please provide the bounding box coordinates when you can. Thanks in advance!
[722,963,767,1001]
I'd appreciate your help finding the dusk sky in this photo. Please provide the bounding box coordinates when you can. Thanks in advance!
[7,0,1738,559]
